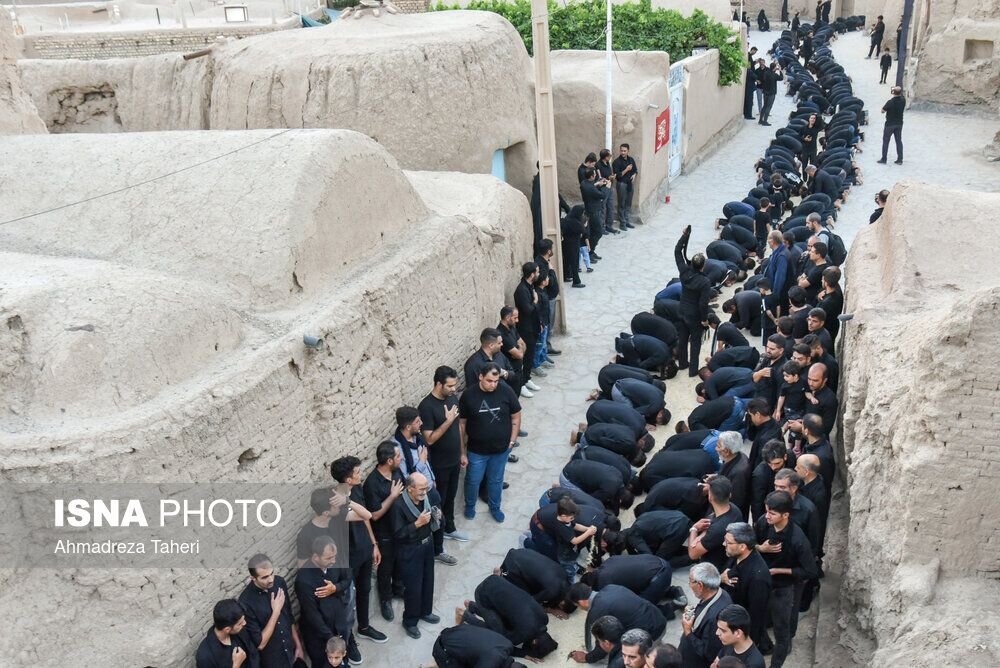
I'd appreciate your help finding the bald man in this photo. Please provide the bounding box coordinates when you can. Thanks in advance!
[795,454,829,537]
[391,472,441,638]
[804,364,838,436]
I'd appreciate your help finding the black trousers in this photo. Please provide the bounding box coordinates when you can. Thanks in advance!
[351,554,374,631]
[675,317,705,376]
[520,333,538,383]
[880,124,903,161]
[879,66,890,83]
[760,93,776,123]
[433,464,461,534]
[376,536,402,603]
[398,539,435,626]
[867,37,881,58]
[562,239,581,284]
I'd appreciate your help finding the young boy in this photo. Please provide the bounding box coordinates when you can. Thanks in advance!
[879,47,892,84]
[535,497,597,584]
[754,197,772,257]
[533,273,555,371]
[774,360,808,424]
[325,636,347,667]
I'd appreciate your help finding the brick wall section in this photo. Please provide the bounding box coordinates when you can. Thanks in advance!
[21,21,300,60]
[395,0,430,12]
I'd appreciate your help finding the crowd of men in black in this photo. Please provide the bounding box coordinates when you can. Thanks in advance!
[193,19,866,668]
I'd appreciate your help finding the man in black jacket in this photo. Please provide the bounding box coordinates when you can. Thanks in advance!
[611,377,669,426]
[498,548,569,609]
[634,477,708,522]
[567,583,666,663]
[679,562,732,667]
[238,554,304,668]
[195,599,260,668]
[638,449,716,493]
[757,62,783,126]
[580,169,607,258]
[513,262,542,387]
[878,86,905,164]
[432,623,522,668]
[623,509,692,561]
[391,473,440,639]
[615,333,673,374]
[460,575,556,660]
[675,226,714,377]
[720,523,772,654]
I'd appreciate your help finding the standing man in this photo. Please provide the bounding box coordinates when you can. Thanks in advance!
[679,563,732,668]
[464,328,522,393]
[195,600,259,668]
[597,148,620,234]
[868,15,886,58]
[363,441,405,623]
[295,536,354,668]
[534,239,562,353]
[714,605,767,668]
[744,47,759,120]
[580,169,606,260]
[329,457,388,658]
[418,366,469,542]
[675,225,714,377]
[460,364,522,523]
[391,405,457,567]
[238,554,304,668]
[391,472,441,639]
[613,143,639,230]
[757,62,783,127]
[877,86,905,165]
[720,523,771,654]
[497,307,528,398]
[514,262,543,388]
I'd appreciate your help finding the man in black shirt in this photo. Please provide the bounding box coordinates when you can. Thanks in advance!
[720,523,771,653]
[568,583,667,663]
[675,226,714,377]
[746,399,781,471]
[561,458,633,514]
[623,509,692,561]
[362,441,405,622]
[577,421,647,461]
[805,309,834,357]
[795,454,830,553]
[433,623,523,668]
[496,307,528,397]
[295,536,354,667]
[631,311,679,351]
[698,366,754,401]
[688,394,745,432]
[582,554,676,611]
[714,604,767,668]
[195,599,260,668]
[877,86,905,164]
[750,440,790,522]
[616,333,673,373]
[513,262,542,386]
[774,469,822,557]
[638,449,716,492]
[751,334,787,412]
[587,399,647,439]
[597,148,620,234]
[708,316,750,351]
[634,476,707,521]
[460,364,522,523]
[498,547,569,609]
[329,457,387,652]
[580,169,607,257]
[612,377,669,426]
[612,143,639,229]
[594,363,655,400]
[803,333,839,391]
[687,477,744,570]
[799,414,836,499]
[463,328,518,392]
[756,62,783,126]
[460,575,557,660]
[816,267,844,343]
[870,189,888,224]
[418,365,467,542]
[238,554,304,668]
[705,345,760,371]
[391,472,440,638]
[715,432,752,516]
[753,492,818,668]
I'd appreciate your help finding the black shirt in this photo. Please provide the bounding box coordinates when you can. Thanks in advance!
[595,554,669,593]
[883,95,905,125]
[514,279,541,336]
[641,477,707,522]
[500,547,568,606]
[613,378,664,421]
[195,628,260,668]
[238,576,296,668]
[750,461,777,522]
[733,290,763,331]
[718,643,767,668]
[295,563,354,639]
[809,386,838,436]
[391,493,433,545]
[497,323,523,374]
[561,459,622,509]
[474,575,549,647]
[705,366,753,400]
[297,518,343,563]
[753,211,770,240]
[435,624,515,667]
[721,550,772,649]
[803,437,835,497]
[708,346,760,370]
[780,376,808,416]
[700,504,744,570]
[638,449,716,492]
[585,585,665,661]
[753,518,819,587]
[463,348,516,390]
[611,155,638,185]
[581,422,639,459]
[622,334,671,370]
[348,486,374,566]
[720,453,752,517]
[715,322,750,349]
[598,364,653,397]
[707,239,746,265]
[688,395,737,431]
[459,382,521,455]
[664,429,713,452]
[869,207,884,224]
[418,392,462,469]
[573,445,632,486]
[586,400,646,438]
[363,467,404,540]
[631,311,678,349]
[536,502,579,560]
[675,235,714,322]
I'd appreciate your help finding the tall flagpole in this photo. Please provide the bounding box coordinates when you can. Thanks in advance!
[605,0,613,149]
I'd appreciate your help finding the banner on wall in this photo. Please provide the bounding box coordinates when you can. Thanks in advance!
[668,62,685,179]
[654,107,670,153]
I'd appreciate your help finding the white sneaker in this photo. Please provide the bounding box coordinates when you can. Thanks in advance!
[520,386,535,398]
[541,360,555,368]
[525,380,541,392]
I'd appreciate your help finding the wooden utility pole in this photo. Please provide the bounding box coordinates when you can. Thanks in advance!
[894,0,915,88]
[530,0,567,332]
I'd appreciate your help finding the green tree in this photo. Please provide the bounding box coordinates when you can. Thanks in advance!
[433,0,743,86]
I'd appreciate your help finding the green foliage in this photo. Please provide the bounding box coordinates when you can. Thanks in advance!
[433,0,743,86]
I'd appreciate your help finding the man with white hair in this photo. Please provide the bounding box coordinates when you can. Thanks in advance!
[621,628,653,668]
[714,432,751,516]
[679,562,732,667]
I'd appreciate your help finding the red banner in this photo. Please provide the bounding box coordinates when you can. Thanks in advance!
[654,107,670,153]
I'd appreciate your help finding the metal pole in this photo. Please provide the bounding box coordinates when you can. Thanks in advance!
[530,0,567,332]
[894,0,915,88]
[605,0,613,149]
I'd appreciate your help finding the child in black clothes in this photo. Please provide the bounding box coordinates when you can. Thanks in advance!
[879,47,892,84]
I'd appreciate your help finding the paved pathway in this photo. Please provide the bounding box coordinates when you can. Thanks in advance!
[365,29,1000,668]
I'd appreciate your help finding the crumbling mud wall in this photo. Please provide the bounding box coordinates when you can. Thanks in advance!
[838,181,1000,667]
[21,11,538,195]
[0,11,46,135]
[0,129,530,667]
